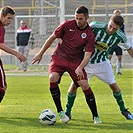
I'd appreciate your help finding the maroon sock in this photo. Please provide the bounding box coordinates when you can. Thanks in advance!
[50,82,63,113]
[83,88,99,118]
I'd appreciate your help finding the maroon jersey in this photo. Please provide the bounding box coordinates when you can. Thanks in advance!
[53,19,95,62]
[0,22,5,43]
[0,22,6,88]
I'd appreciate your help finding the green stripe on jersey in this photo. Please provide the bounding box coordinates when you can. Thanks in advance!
[89,21,127,64]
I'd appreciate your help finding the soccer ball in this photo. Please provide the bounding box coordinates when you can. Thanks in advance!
[39,109,56,125]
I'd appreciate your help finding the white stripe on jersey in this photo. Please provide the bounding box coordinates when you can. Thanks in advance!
[0,65,6,88]
[95,30,101,40]
[116,30,127,43]
[17,29,31,33]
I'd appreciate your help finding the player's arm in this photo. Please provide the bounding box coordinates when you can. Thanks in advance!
[127,48,133,58]
[118,43,133,58]
[75,51,92,80]
[32,33,56,64]
[0,43,26,62]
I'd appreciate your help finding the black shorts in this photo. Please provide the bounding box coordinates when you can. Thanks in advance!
[109,45,122,56]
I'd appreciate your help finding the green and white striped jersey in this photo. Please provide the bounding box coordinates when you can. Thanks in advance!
[89,21,129,64]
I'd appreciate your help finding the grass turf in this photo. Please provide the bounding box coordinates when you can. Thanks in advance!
[0,68,133,133]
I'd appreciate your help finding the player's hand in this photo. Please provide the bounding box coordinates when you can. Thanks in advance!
[75,67,84,80]
[17,53,26,62]
[58,38,63,44]
[32,53,42,64]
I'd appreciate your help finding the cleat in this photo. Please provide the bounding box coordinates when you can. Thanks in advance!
[65,112,71,119]
[94,117,102,124]
[59,111,69,123]
[117,72,122,75]
[122,109,133,120]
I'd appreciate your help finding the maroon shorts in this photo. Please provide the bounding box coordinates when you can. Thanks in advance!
[48,55,87,84]
[0,60,7,88]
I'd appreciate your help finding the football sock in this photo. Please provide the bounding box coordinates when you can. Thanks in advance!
[83,88,98,119]
[65,92,76,115]
[116,61,121,73]
[50,86,63,113]
[0,88,5,103]
[113,90,126,112]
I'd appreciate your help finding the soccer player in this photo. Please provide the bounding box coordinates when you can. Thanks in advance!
[32,6,101,124]
[108,10,125,75]
[0,6,26,103]
[65,15,133,121]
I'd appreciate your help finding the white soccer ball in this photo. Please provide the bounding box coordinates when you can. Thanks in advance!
[39,109,56,125]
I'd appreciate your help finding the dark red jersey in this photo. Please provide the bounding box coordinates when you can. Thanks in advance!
[53,19,95,62]
[0,21,5,43]
[0,22,6,88]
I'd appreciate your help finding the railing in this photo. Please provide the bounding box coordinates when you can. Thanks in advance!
[0,0,132,17]
[1,0,34,16]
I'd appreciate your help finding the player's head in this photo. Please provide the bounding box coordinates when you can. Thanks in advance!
[113,10,121,16]
[20,20,27,28]
[0,6,15,26]
[75,6,89,29]
[107,15,124,34]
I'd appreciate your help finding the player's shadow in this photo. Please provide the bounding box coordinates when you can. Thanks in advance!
[66,118,133,131]
[0,116,133,132]
[0,116,42,128]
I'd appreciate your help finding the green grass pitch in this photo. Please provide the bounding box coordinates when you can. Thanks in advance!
[0,68,133,133]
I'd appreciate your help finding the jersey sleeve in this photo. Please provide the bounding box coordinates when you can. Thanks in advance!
[89,22,95,28]
[53,20,67,38]
[117,31,131,50]
[118,43,132,51]
[85,28,95,52]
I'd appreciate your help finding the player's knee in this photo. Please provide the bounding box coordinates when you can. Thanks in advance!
[78,80,89,91]
[109,83,120,92]
[68,83,78,94]
[71,82,78,89]
[49,72,60,82]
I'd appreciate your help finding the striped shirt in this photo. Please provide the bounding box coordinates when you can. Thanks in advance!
[89,21,130,64]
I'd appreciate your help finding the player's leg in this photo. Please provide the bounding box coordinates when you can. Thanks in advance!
[117,55,122,67]
[110,83,133,120]
[67,62,101,123]
[48,57,69,123]
[108,54,113,61]
[0,60,7,103]
[115,46,122,74]
[77,79,102,124]
[65,82,77,119]
[116,55,122,74]
[95,60,125,111]
[95,60,133,120]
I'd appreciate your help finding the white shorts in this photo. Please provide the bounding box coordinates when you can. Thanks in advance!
[85,60,116,84]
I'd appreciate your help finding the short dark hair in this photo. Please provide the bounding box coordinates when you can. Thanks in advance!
[110,15,124,27]
[75,6,89,16]
[0,6,15,17]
